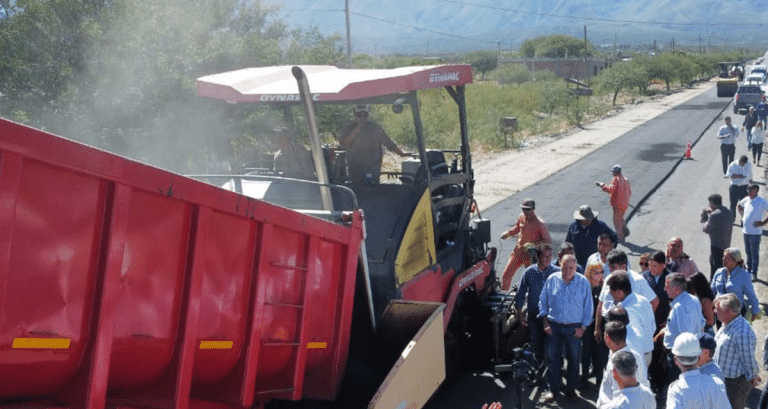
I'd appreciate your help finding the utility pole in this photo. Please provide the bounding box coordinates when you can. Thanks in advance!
[584,25,588,84]
[699,34,702,54]
[498,41,501,61]
[345,0,352,67]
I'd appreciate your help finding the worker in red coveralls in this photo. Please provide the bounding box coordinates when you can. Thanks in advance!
[500,198,551,291]
[596,164,632,243]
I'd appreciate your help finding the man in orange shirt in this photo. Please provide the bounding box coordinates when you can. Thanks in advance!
[597,164,632,243]
[500,198,551,291]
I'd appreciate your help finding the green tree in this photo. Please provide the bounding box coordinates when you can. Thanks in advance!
[284,25,344,65]
[537,81,570,116]
[465,51,498,80]
[0,0,108,118]
[519,35,594,58]
[644,54,676,90]
[596,61,649,105]
[520,39,536,58]
[565,93,589,128]
[0,0,346,173]
[662,52,697,87]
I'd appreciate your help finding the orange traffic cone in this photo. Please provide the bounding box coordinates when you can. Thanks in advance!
[685,141,693,159]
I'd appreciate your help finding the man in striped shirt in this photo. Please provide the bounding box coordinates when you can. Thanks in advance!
[714,293,761,409]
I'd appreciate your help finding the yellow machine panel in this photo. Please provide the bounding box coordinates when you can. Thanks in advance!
[394,189,437,286]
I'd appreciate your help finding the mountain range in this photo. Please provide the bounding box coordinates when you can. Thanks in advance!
[266,0,768,54]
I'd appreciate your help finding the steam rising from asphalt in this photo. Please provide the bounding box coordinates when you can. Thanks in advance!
[46,0,283,175]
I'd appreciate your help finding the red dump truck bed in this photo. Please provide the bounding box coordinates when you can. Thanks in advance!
[0,118,363,408]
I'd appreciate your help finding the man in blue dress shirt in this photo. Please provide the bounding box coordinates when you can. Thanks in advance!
[538,254,593,402]
[514,243,558,371]
[658,273,705,386]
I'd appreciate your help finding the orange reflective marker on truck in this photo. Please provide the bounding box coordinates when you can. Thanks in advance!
[12,338,72,349]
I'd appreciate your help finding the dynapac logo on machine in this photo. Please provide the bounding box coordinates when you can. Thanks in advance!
[258,94,321,102]
[429,72,460,83]
[458,263,486,288]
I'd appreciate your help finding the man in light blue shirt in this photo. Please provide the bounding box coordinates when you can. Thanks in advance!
[667,333,731,409]
[660,273,705,386]
[538,254,593,402]
[698,333,724,381]
[711,247,761,317]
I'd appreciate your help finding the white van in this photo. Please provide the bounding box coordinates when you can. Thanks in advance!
[751,65,767,75]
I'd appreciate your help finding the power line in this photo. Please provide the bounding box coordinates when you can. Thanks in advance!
[278,2,764,52]
[446,0,768,27]
[350,11,498,45]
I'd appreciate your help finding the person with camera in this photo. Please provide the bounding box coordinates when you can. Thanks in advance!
[701,193,734,279]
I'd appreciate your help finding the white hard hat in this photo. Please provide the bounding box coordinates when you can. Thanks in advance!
[672,333,701,364]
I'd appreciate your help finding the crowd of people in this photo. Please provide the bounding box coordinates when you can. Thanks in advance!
[501,160,768,409]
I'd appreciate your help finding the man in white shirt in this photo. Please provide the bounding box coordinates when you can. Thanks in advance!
[605,271,655,366]
[737,184,768,278]
[596,321,650,408]
[596,251,658,340]
[726,155,752,217]
[718,116,739,174]
[601,350,655,409]
[667,333,731,409]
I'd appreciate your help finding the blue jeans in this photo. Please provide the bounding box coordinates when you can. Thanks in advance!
[528,313,546,369]
[722,143,735,174]
[745,233,761,276]
[666,350,682,387]
[581,323,607,383]
[730,184,748,218]
[546,322,582,394]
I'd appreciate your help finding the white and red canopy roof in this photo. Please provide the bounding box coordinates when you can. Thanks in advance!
[197,64,473,104]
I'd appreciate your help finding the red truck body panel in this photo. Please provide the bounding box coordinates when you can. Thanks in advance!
[0,118,363,408]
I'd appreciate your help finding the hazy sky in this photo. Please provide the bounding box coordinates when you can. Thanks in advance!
[265,0,764,54]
